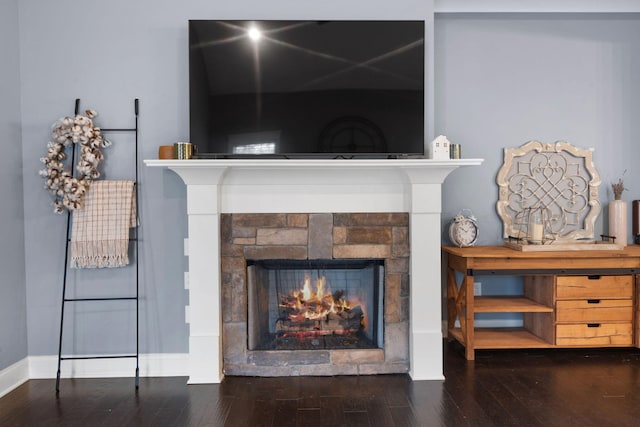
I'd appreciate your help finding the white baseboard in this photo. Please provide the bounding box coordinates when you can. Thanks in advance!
[0,353,189,397]
[28,353,189,380]
[0,358,29,398]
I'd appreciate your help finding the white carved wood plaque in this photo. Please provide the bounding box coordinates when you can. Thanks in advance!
[496,141,601,243]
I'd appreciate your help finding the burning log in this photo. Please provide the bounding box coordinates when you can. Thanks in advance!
[276,274,366,343]
[276,305,364,335]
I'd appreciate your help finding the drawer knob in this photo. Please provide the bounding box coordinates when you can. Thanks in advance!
[587,299,601,304]
[587,275,601,280]
[587,323,601,328]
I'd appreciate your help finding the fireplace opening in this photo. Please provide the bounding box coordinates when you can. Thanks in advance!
[247,259,384,351]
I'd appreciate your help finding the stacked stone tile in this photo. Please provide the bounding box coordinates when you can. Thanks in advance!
[220,213,411,376]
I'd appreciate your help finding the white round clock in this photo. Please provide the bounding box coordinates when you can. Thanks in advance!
[449,212,478,247]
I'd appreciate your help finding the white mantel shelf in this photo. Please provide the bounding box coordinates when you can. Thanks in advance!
[145,158,482,167]
[145,158,482,184]
[145,157,483,383]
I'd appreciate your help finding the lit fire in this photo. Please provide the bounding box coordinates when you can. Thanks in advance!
[280,274,355,322]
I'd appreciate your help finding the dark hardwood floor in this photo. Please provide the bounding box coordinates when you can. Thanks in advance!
[3,342,640,426]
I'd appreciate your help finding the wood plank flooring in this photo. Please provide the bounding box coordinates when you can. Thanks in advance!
[2,342,640,426]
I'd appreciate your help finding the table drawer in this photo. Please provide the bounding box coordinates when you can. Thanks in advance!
[556,299,633,323]
[556,322,633,346]
[556,275,632,299]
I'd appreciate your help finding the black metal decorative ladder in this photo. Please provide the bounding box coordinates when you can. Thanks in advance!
[55,98,140,394]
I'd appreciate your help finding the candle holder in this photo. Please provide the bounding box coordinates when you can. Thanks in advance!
[527,207,544,244]
[513,206,554,245]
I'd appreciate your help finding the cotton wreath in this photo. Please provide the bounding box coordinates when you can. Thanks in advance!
[39,110,111,213]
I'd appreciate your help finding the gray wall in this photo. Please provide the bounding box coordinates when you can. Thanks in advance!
[0,0,28,370]
[437,13,640,314]
[17,0,432,359]
[10,2,640,363]
[438,13,640,238]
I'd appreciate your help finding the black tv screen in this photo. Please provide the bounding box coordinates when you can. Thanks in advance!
[189,20,425,158]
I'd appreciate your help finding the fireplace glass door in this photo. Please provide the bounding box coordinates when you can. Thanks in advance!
[247,259,384,351]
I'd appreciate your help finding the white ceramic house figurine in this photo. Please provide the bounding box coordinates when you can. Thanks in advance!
[430,135,450,160]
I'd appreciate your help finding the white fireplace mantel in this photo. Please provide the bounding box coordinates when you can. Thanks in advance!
[145,158,483,383]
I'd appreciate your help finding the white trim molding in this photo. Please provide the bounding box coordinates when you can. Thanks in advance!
[0,358,29,399]
[0,353,189,397]
[28,353,189,380]
[435,0,640,13]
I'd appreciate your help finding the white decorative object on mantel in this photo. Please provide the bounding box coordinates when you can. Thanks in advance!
[145,158,483,384]
[430,135,450,160]
[496,140,602,244]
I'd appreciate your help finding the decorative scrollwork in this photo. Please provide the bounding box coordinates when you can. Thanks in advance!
[496,141,601,242]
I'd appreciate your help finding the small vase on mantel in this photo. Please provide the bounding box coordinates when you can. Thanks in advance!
[609,178,627,246]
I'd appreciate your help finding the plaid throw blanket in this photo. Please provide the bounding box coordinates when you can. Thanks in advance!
[70,180,136,268]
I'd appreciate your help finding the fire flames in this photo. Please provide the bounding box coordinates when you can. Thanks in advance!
[279,274,361,324]
[276,274,369,348]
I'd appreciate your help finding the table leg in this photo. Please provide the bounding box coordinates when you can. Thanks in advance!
[446,265,458,340]
[635,274,639,348]
[463,273,475,360]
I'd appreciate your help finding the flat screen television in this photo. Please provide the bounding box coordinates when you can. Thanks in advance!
[189,20,425,158]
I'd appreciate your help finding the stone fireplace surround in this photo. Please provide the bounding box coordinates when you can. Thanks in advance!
[145,158,482,383]
[222,212,409,376]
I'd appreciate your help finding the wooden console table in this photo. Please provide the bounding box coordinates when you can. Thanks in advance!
[443,245,640,360]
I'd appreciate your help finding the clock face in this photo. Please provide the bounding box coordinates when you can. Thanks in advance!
[449,215,478,247]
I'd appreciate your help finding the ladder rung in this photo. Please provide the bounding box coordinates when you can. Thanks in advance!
[60,354,137,360]
[101,128,137,132]
[64,296,137,302]
[67,238,138,242]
